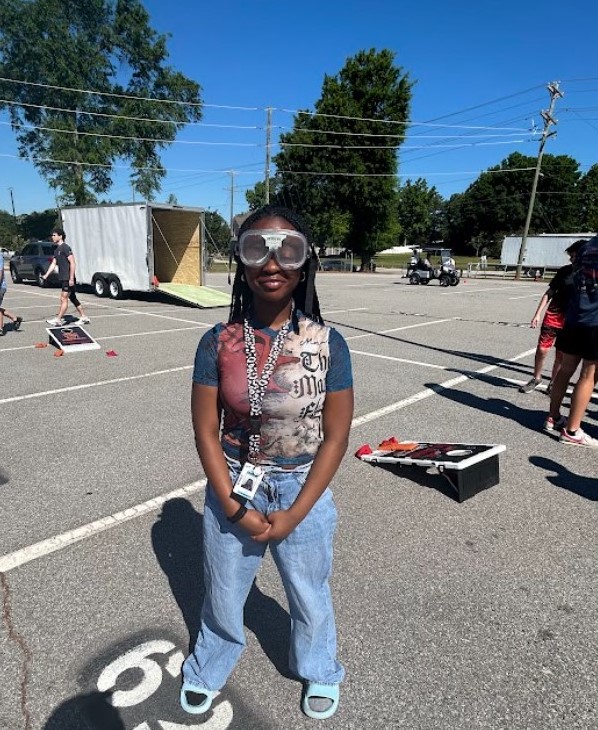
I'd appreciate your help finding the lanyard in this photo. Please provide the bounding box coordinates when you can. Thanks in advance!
[243,306,293,462]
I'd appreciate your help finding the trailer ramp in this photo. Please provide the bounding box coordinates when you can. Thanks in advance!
[157,282,231,308]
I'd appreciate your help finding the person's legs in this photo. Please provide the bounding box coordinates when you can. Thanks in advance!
[57,289,69,319]
[269,472,344,687]
[521,324,558,392]
[69,284,88,320]
[182,484,266,693]
[549,348,563,384]
[548,352,580,420]
[564,360,597,432]
[532,345,550,380]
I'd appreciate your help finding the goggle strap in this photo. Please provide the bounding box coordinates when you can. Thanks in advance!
[304,255,317,317]
[228,240,235,286]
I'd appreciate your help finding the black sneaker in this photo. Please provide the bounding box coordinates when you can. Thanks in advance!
[519,378,541,394]
[0,328,4,336]
[14,316,23,331]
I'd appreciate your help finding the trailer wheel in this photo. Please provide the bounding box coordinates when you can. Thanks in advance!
[93,275,108,297]
[108,276,123,299]
[409,273,421,285]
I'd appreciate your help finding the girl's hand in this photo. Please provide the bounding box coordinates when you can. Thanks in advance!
[530,315,540,328]
[240,509,272,538]
[253,510,299,542]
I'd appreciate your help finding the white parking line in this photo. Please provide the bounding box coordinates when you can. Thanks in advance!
[0,347,537,573]
[0,324,209,354]
[351,346,536,427]
[0,365,193,406]
[452,285,538,295]
[322,307,369,315]
[509,294,543,300]
[345,318,453,341]
[349,349,448,369]
[0,481,207,573]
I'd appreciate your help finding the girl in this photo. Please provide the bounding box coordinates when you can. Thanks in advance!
[181,205,354,720]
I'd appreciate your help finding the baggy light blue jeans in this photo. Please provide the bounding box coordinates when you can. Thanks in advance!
[182,457,344,691]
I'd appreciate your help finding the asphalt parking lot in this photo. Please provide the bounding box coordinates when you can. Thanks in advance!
[1,272,596,730]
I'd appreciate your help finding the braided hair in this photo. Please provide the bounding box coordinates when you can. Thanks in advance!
[229,204,323,326]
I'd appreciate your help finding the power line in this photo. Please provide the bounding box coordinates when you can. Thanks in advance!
[0,76,258,111]
[0,120,260,147]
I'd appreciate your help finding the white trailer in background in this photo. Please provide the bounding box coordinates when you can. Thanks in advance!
[61,203,230,307]
[501,233,595,269]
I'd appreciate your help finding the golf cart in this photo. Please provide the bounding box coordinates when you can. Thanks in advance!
[407,247,460,287]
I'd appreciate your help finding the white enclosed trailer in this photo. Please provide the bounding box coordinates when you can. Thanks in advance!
[61,203,230,307]
[501,233,595,269]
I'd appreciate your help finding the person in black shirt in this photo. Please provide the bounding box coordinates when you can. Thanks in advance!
[42,228,90,327]
[519,239,585,393]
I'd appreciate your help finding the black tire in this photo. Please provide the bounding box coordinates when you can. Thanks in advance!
[108,276,123,300]
[449,275,460,286]
[439,274,450,287]
[409,273,421,285]
[35,268,47,288]
[93,276,108,297]
[10,265,22,284]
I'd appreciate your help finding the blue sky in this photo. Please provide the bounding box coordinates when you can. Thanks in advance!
[1,0,597,223]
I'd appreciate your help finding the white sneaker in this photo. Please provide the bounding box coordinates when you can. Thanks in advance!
[46,317,66,326]
[543,415,567,434]
[559,428,598,448]
[77,316,90,325]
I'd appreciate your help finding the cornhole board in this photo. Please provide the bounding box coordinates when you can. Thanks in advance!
[356,441,506,502]
[46,325,101,353]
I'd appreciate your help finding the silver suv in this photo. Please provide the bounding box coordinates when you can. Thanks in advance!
[10,242,58,287]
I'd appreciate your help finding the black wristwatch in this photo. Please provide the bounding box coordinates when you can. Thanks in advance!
[228,504,247,523]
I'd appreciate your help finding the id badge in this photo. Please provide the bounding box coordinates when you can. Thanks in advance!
[232,462,264,500]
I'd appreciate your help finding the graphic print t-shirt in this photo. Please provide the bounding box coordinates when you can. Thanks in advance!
[54,242,73,281]
[193,313,353,467]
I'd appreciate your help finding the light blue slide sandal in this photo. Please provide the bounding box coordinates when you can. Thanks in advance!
[301,681,340,720]
[180,681,216,715]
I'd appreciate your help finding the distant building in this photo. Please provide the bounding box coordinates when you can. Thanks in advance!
[501,233,596,268]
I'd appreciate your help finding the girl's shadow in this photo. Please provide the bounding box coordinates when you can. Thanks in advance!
[151,497,293,677]
[529,456,598,501]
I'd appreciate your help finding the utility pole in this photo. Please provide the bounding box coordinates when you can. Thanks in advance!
[515,81,564,279]
[229,170,236,235]
[8,187,17,246]
[8,187,16,220]
[264,107,272,204]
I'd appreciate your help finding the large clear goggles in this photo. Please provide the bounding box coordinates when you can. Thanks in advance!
[236,229,309,270]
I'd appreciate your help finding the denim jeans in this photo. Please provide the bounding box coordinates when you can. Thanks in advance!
[182,458,344,691]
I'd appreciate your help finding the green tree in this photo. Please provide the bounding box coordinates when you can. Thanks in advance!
[204,210,231,256]
[273,49,412,269]
[445,151,583,254]
[245,178,284,211]
[397,178,445,246]
[579,164,598,232]
[0,0,202,204]
[19,208,60,240]
[0,209,18,247]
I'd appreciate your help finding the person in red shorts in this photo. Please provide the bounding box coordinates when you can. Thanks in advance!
[520,239,586,393]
